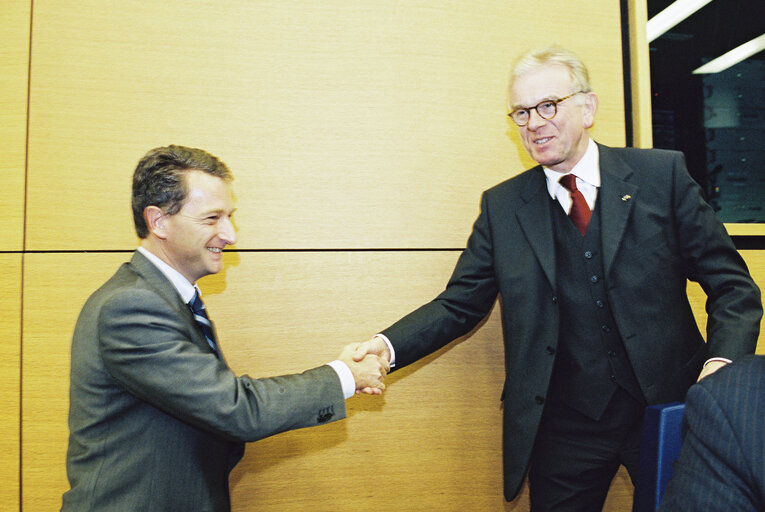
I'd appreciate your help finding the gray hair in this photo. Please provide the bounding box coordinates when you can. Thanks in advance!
[508,45,592,95]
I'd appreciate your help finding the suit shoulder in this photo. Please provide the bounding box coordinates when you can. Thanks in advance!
[484,166,541,198]
[603,145,683,166]
[79,263,136,307]
[732,354,765,372]
[81,262,171,315]
[691,355,764,411]
[706,355,765,386]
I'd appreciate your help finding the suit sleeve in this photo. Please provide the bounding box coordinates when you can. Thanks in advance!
[670,152,762,359]
[382,192,499,368]
[97,288,346,443]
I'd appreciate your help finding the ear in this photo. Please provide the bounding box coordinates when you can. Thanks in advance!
[144,205,168,239]
[582,92,598,129]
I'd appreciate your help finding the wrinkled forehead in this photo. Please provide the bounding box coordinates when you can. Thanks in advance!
[509,64,575,109]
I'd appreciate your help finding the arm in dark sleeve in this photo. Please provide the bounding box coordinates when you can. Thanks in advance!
[670,152,761,359]
[383,192,499,367]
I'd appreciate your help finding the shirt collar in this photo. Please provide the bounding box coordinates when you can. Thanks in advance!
[543,138,600,198]
[137,246,199,304]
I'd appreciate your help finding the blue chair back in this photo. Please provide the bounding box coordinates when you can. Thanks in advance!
[632,402,685,512]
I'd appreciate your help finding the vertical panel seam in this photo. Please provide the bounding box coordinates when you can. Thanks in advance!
[20,1,35,510]
[620,0,634,148]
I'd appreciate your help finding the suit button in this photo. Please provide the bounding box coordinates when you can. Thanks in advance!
[546,346,555,355]
[584,251,593,259]
[590,275,599,283]
[595,300,604,308]
[601,325,611,333]
[610,375,617,382]
[535,396,545,405]
[317,406,335,423]
[552,295,558,303]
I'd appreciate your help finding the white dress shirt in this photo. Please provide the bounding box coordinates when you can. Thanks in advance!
[544,138,600,213]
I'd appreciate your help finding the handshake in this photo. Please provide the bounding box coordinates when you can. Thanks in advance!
[338,337,392,396]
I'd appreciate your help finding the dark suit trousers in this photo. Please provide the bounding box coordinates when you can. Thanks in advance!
[528,387,644,511]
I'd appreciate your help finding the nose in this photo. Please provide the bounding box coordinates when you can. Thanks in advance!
[219,217,237,246]
[526,108,547,130]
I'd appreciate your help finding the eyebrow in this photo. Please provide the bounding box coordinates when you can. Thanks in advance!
[197,207,237,217]
[510,96,561,111]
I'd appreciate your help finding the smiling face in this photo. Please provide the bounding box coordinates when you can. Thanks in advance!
[155,170,236,283]
[509,63,597,173]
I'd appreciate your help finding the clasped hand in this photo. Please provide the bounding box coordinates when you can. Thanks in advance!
[338,338,392,395]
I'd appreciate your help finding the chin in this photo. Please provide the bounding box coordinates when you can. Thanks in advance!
[204,264,222,276]
[533,156,562,169]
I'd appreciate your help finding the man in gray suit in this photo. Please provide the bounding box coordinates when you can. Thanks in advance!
[353,46,761,510]
[62,145,389,511]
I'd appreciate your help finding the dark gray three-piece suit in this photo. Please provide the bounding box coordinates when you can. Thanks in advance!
[63,251,346,511]
[382,144,761,500]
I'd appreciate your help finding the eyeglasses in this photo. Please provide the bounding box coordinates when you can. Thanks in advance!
[508,91,584,126]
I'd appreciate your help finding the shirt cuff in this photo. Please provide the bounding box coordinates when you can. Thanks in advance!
[374,333,396,367]
[327,360,356,399]
[703,357,732,367]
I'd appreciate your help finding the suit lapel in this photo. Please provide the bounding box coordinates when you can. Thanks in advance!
[516,167,556,289]
[597,145,638,276]
[129,251,215,355]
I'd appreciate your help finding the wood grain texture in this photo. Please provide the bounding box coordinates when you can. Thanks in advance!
[21,253,127,511]
[0,255,22,510]
[21,247,762,510]
[17,250,661,510]
[18,2,765,511]
[726,224,765,236]
[0,0,30,251]
[627,0,653,148]
[25,0,626,251]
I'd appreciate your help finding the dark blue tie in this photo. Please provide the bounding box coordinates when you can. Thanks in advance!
[189,291,219,355]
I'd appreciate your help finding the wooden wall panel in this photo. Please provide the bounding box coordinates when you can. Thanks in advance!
[25,0,625,251]
[21,2,765,512]
[20,249,762,511]
[21,251,499,510]
[21,253,127,511]
[22,251,641,511]
[0,255,22,510]
[0,0,30,251]
[626,0,653,148]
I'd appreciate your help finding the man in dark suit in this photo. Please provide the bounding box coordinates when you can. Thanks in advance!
[659,354,764,511]
[62,145,389,511]
[353,46,762,510]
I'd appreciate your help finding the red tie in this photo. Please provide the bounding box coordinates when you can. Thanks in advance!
[560,174,591,235]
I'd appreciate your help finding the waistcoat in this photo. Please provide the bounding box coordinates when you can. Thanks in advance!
[547,197,644,420]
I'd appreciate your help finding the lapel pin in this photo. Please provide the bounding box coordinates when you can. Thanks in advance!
[621,194,631,202]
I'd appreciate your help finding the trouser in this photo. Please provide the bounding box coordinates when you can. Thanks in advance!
[528,387,645,511]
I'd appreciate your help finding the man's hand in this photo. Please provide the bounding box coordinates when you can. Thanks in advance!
[338,342,390,395]
[353,337,391,364]
[350,337,392,395]
[697,360,728,381]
